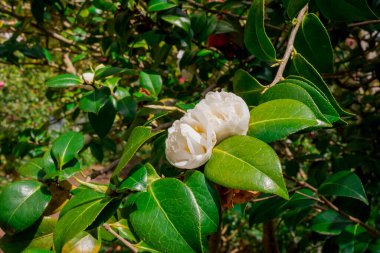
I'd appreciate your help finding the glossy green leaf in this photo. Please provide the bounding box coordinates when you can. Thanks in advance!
[118,164,148,192]
[319,171,368,205]
[46,74,81,88]
[337,224,371,253]
[117,96,137,123]
[62,231,101,253]
[54,195,112,252]
[148,0,176,12]
[94,66,136,80]
[161,15,191,33]
[294,14,334,73]
[89,98,116,138]
[311,210,352,235]
[52,131,84,169]
[290,53,353,117]
[249,196,288,225]
[79,87,111,114]
[205,135,289,199]
[0,180,51,233]
[111,127,163,181]
[60,188,105,217]
[284,78,340,123]
[316,0,378,21]
[129,176,220,253]
[260,82,331,125]
[17,158,46,180]
[139,70,163,97]
[283,0,310,18]
[43,158,81,181]
[244,0,276,62]
[233,69,265,106]
[248,99,319,142]
[0,217,56,252]
[184,171,220,236]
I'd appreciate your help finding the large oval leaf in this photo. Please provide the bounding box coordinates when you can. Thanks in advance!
[148,0,176,12]
[0,180,51,233]
[62,231,101,253]
[88,98,116,138]
[244,0,276,62]
[233,69,265,106]
[260,82,331,125]
[0,217,56,252]
[311,210,352,235]
[248,99,319,142]
[129,175,220,253]
[17,158,46,180]
[140,70,163,97]
[205,135,289,199]
[46,74,81,88]
[290,53,353,117]
[79,87,111,114]
[53,194,112,252]
[316,0,378,22]
[319,171,368,205]
[52,131,84,169]
[294,14,334,73]
[111,127,163,181]
[283,78,340,123]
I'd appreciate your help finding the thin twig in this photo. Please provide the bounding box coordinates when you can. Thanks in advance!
[143,105,186,114]
[284,174,380,238]
[265,5,308,90]
[348,20,380,28]
[103,223,138,253]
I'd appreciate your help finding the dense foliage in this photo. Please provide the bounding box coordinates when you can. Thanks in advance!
[0,0,380,252]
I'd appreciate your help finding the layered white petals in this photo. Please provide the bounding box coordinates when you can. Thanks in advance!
[165,91,250,169]
[165,116,216,169]
[82,72,95,84]
[196,91,250,141]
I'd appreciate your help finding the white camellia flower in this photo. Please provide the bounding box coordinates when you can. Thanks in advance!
[165,114,216,169]
[195,91,250,141]
[82,72,95,84]
[165,91,250,169]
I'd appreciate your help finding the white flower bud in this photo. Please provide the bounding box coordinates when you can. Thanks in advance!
[82,72,95,84]
[196,91,250,141]
[165,115,216,169]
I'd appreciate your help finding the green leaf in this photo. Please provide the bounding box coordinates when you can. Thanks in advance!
[284,78,340,123]
[205,135,289,199]
[60,188,105,217]
[233,69,265,106]
[294,14,333,73]
[62,231,101,253]
[0,217,56,252]
[17,158,46,180]
[337,225,371,253]
[79,87,111,114]
[319,171,369,205]
[111,127,163,181]
[46,74,81,88]
[139,70,163,97]
[129,176,220,253]
[94,66,136,80]
[148,0,176,12]
[260,82,331,125]
[249,197,288,225]
[316,0,378,22]
[0,180,52,233]
[44,158,81,181]
[184,171,220,236]
[52,131,84,169]
[283,0,310,19]
[53,195,112,252]
[290,53,353,117]
[311,210,352,235]
[161,15,191,33]
[117,96,137,123]
[118,164,149,192]
[244,0,276,62]
[248,99,319,142]
[89,98,116,138]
